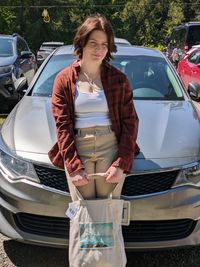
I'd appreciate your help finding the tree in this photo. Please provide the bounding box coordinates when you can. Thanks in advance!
[0,8,16,33]
[164,1,184,38]
[1,0,200,51]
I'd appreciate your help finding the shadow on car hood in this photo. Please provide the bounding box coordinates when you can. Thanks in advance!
[1,97,200,170]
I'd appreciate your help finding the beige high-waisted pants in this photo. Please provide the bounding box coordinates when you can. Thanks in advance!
[65,125,126,201]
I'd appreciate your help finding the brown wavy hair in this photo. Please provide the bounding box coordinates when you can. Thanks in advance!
[73,14,117,61]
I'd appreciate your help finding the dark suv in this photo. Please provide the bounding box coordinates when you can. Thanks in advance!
[171,22,200,54]
[0,33,37,112]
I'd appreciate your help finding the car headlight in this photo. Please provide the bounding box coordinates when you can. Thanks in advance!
[183,162,200,185]
[0,65,14,75]
[0,149,39,182]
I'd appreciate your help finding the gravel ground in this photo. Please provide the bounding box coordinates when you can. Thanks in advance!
[1,234,200,267]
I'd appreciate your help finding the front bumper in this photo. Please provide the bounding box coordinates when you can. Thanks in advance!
[0,166,70,247]
[0,71,12,85]
[1,167,200,249]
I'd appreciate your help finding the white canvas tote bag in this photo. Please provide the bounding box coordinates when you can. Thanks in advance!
[66,174,129,267]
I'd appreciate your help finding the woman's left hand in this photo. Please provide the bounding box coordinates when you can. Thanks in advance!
[105,166,124,184]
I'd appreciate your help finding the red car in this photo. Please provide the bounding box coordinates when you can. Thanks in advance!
[177,47,200,89]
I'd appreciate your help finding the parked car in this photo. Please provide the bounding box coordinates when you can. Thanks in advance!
[1,45,200,249]
[177,47,200,89]
[170,22,200,54]
[192,44,200,49]
[36,39,130,67]
[114,37,131,46]
[0,33,37,112]
[36,41,64,66]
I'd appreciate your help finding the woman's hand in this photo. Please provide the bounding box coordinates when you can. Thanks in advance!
[105,166,124,184]
[70,169,90,187]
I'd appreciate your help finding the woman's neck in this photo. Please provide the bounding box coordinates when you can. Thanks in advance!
[80,59,101,77]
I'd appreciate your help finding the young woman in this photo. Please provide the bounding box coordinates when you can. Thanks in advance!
[48,14,139,200]
[48,13,139,267]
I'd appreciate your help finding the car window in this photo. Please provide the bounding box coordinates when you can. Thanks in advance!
[0,38,14,57]
[31,54,184,100]
[17,38,29,54]
[112,56,184,100]
[178,29,187,49]
[171,28,186,50]
[188,26,200,47]
[40,46,54,50]
[32,55,74,96]
[188,50,200,64]
[41,44,63,49]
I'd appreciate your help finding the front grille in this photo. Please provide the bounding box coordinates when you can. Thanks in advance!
[34,165,69,192]
[123,219,197,242]
[34,164,179,196]
[14,212,196,242]
[122,170,179,196]
[14,212,69,239]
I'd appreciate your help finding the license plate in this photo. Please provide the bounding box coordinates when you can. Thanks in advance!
[121,201,131,226]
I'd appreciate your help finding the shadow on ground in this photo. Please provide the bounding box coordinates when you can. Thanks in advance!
[3,239,200,267]
[3,240,69,267]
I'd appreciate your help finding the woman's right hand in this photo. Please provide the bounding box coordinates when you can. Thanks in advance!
[70,169,90,187]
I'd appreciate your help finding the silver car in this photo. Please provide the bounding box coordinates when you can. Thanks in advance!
[1,45,200,249]
[36,41,64,66]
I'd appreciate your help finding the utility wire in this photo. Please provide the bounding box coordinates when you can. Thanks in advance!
[0,5,125,8]
[0,3,200,8]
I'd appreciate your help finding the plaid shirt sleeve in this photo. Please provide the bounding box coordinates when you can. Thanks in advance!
[111,75,139,173]
[51,73,85,174]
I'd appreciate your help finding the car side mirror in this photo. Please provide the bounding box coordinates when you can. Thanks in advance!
[20,51,32,59]
[197,63,200,68]
[188,81,200,102]
[14,77,28,93]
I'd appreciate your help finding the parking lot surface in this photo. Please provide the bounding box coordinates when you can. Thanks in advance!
[1,234,200,267]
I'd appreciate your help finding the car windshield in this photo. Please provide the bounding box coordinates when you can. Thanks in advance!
[39,46,56,51]
[0,38,14,57]
[32,55,74,97]
[31,54,184,100]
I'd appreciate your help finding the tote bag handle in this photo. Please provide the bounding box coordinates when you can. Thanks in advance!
[75,173,118,201]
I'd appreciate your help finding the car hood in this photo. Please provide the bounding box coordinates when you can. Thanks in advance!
[0,56,16,66]
[1,97,200,170]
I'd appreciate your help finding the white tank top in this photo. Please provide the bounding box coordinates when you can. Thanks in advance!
[74,84,111,129]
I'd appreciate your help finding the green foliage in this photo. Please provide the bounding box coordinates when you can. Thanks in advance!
[164,1,185,38]
[147,43,165,52]
[0,0,200,52]
[0,8,16,32]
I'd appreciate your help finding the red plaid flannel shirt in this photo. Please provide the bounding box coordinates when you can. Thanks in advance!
[48,60,140,174]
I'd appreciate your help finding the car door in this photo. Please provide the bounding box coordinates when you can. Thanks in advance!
[188,49,200,84]
[178,56,192,88]
[183,50,200,88]
[189,50,200,85]
[16,38,35,84]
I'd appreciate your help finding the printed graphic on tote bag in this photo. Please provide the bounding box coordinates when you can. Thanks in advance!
[79,223,114,249]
